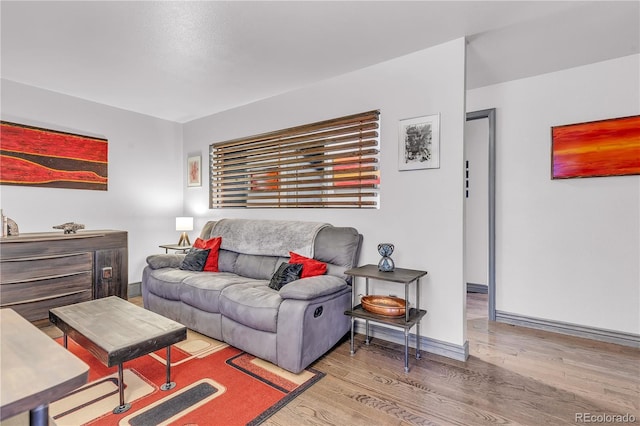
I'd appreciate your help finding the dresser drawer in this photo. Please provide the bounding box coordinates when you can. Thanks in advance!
[7,290,93,322]
[0,272,92,306]
[0,252,93,284]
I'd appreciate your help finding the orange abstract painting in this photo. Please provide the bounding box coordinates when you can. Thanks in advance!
[551,115,640,179]
[1,121,108,190]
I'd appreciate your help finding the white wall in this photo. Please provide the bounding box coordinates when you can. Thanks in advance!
[184,39,468,347]
[0,79,185,284]
[467,54,640,334]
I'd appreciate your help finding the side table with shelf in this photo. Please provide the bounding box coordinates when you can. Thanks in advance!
[344,264,428,372]
[159,244,191,253]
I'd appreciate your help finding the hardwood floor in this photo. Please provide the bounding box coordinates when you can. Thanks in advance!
[40,294,639,425]
[466,291,488,321]
[268,292,639,425]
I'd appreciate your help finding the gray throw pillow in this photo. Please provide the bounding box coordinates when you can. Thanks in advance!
[179,248,211,271]
[268,262,303,291]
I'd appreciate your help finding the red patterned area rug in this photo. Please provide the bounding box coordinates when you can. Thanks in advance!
[50,331,324,426]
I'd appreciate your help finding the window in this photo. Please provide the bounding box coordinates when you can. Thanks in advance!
[209,110,380,208]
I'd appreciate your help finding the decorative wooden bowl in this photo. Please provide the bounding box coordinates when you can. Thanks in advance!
[361,295,406,317]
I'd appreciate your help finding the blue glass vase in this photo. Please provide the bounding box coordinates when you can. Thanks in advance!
[377,243,395,272]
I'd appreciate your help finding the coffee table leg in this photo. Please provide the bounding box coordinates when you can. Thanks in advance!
[30,404,48,426]
[160,346,176,391]
[63,333,68,349]
[113,364,131,414]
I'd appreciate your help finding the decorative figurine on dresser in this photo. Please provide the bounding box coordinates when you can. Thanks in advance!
[377,243,395,272]
[53,222,85,234]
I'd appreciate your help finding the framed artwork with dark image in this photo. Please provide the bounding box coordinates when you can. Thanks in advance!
[188,155,201,187]
[398,114,440,171]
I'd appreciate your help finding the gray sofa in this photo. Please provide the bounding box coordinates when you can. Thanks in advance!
[142,219,362,373]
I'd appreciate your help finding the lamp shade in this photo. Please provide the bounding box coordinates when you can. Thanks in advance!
[176,217,193,231]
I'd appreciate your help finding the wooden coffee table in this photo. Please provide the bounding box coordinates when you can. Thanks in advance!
[1,308,88,426]
[49,296,187,414]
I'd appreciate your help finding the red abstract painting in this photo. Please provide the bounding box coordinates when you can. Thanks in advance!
[0,121,108,190]
[551,115,640,179]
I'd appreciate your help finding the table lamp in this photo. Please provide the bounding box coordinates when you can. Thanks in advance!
[176,217,193,246]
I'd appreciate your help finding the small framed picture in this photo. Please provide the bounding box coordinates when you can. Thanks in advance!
[187,155,202,187]
[398,113,440,171]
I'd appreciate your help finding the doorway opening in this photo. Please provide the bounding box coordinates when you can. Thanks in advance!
[465,108,496,321]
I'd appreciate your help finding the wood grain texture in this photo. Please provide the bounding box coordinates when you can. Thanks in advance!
[0,308,88,420]
[266,293,638,425]
[0,230,127,258]
[49,296,186,367]
[94,247,128,299]
[0,231,128,321]
[0,252,92,283]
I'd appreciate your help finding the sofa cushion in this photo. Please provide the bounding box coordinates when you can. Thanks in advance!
[145,268,195,300]
[268,262,303,291]
[219,283,282,333]
[180,273,264,314]
[180,248,210,271]
[217,249,239,273]
[234,254,280,280]
[193,237,222,272]
[289,252,327,278]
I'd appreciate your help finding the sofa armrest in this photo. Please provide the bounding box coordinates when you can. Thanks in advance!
[279,275,349,300]
[146,254,185,269]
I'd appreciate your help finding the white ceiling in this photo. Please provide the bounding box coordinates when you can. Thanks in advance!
[1,1,638,123]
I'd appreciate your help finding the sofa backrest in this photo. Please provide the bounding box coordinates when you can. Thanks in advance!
[199,220,362,284]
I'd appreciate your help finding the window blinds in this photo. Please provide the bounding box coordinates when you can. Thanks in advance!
[209,110,380,208]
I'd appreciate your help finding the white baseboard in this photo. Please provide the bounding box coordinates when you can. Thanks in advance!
[496,310,640,348]
[353,322,469,362]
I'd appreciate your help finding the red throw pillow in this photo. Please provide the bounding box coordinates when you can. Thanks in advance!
[193,237,222,272]
[289,251,327,278]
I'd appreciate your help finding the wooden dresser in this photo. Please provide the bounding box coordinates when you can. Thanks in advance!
[0,230,128,324]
